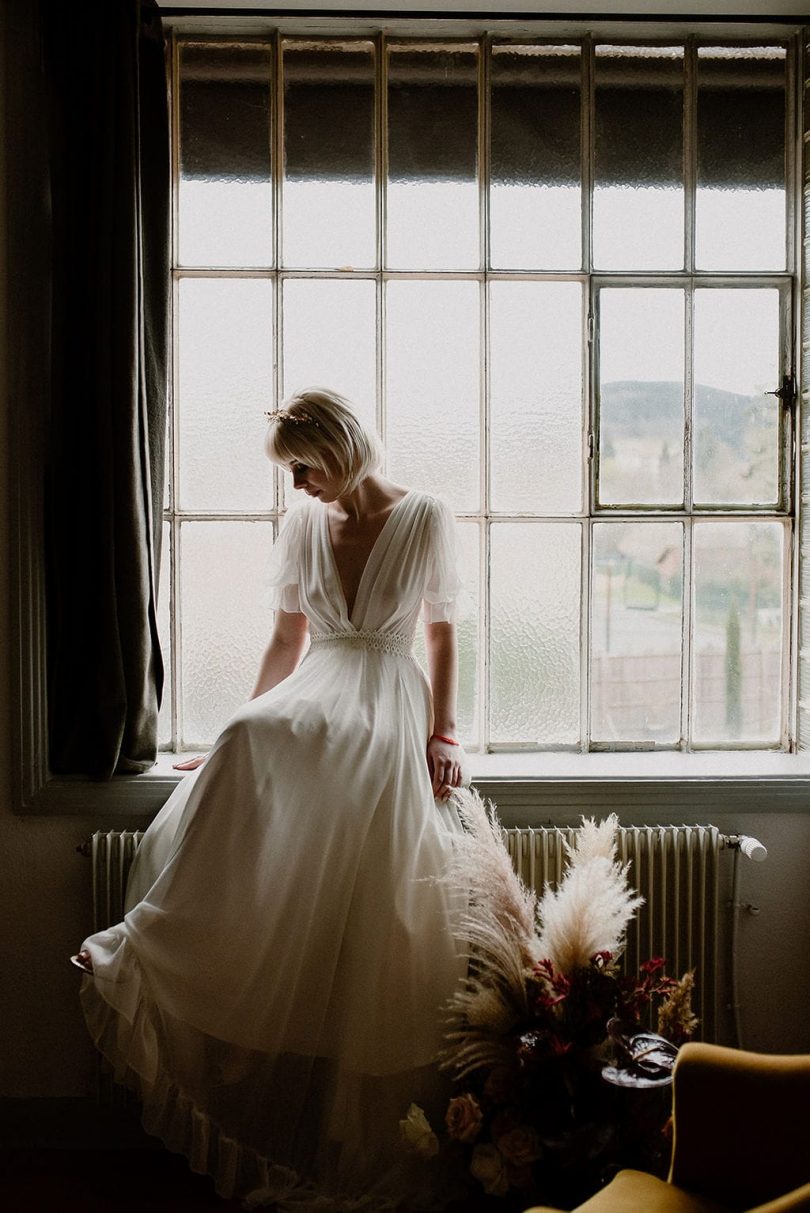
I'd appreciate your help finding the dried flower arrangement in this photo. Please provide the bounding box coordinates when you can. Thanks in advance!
[401,789,698,1208]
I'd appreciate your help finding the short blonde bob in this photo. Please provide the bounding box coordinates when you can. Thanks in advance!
[265,388,384,495]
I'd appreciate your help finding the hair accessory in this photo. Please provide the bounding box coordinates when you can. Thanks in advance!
[431,733,460,746]
[264,408,320,427]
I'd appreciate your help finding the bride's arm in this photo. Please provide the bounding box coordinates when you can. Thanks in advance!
[250,609,310,699]
[424,620,463,800]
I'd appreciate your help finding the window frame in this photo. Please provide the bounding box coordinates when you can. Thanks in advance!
[11,11,810,817]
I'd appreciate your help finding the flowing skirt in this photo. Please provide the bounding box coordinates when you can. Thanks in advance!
[80,646,466,1207]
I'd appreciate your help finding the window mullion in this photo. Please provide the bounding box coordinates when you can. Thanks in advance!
[377,32,386,453]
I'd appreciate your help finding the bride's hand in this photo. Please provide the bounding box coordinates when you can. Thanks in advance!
[172,755,207,771]
[427,736,464,802]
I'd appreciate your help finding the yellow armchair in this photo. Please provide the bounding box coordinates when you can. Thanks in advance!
[526,1042,810,1213]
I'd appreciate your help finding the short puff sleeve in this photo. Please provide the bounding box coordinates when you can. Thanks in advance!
[422,497,467,624]
[267,505,306,614]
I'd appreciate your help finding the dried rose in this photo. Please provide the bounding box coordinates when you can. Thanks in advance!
[445,1093,484,1144]
[483,1065,518,1105]
[399,1103,439,1158]
[495,1125,543,1168]
[470,1143,509,1196]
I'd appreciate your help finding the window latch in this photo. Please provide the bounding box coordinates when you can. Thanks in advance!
[764,374,796,409]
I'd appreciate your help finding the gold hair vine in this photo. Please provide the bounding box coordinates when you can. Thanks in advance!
[264,408,320,427]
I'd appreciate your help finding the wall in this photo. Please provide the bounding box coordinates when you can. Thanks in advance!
[0,1,808,1115]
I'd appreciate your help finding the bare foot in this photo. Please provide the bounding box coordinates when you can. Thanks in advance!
[70,949,93,974]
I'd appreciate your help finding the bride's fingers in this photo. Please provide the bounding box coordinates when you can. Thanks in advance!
[173,755,206,771]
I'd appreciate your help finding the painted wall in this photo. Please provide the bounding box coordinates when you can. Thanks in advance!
[0,1,808,1109]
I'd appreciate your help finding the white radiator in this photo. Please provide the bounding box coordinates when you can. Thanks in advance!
[505,824,723,1039]
[82,822,753,1043]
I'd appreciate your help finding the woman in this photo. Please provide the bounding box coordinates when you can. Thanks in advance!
[73,389,469,1208]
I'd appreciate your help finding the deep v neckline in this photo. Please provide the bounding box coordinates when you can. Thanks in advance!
[321,490,413,626]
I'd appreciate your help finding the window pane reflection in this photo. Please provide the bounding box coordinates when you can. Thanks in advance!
[283,41,376,269]
[490,44,581,270]
[696,47,786,270]
[593,46,684,270]
[387,44,479,269]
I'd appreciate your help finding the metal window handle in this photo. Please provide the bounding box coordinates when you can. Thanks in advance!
[764,374,796,407]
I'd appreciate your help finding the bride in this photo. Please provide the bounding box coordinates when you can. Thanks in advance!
[73,389,469,1207]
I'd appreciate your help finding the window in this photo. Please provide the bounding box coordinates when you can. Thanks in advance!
[164,32,797,756]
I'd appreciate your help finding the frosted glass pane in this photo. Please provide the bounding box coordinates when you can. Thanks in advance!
[386,281,480,512]
[696,47,786,270]
[178,45,273,268]
[387,45,479,269]
[591,522,683,743]
[490,45,581,270]
[181,521,274,746]
[281,278,377,509]
[693,289,780,506]
[413,521,480,743]
[598,288,685,506]
[490,523,581,744]
[490,281,583,513]
[282,279,376,411]
[594,46,684,270]
[692,521,784,744]
[178,278,274,512]
[157,522,172,749]
[283,42,375,269]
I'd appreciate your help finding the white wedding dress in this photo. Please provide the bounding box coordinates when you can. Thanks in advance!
[79,489,468,1209]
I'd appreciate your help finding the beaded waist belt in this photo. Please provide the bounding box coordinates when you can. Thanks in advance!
[309,629,414,659]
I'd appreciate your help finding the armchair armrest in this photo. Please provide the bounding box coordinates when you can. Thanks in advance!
[669,1043,810,1210]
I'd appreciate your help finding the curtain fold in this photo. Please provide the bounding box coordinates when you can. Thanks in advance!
[44,0,170,778]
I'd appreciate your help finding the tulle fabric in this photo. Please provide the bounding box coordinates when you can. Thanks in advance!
[79,490,468,1208]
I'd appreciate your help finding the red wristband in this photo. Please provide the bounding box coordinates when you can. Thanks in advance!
[431,732,460,746]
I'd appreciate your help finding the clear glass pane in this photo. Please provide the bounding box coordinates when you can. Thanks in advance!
[693,289,780,506]
[157,521,173,749]
[696,47,786,271]
[593,46,684,270]
[180,521,274,746]
[598,288,685,506]
[413,520,480,743]
[591,522,683,743]
[386,281,480,511]
[490,522,581,744]
[490,281,583,513]
[692,520,784,744]
[178,278,274,512]
[283,41,375,269]
[178,44,273,268]
[490,44,581,270]
[387,44,479,269]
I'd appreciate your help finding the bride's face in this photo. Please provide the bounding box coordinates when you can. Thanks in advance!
[288,461,342,502]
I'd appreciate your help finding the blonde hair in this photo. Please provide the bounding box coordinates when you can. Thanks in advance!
[265,388,384,495]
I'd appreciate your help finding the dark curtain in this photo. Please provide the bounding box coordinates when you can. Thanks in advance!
[44,0,170,778]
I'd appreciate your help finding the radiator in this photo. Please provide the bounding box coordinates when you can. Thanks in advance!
[505,824,723,1040]
[82,823,745,1043]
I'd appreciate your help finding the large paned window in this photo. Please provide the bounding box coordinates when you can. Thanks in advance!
[164,34,796,755]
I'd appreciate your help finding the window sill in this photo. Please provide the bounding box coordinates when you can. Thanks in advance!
[22,749,810,820]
